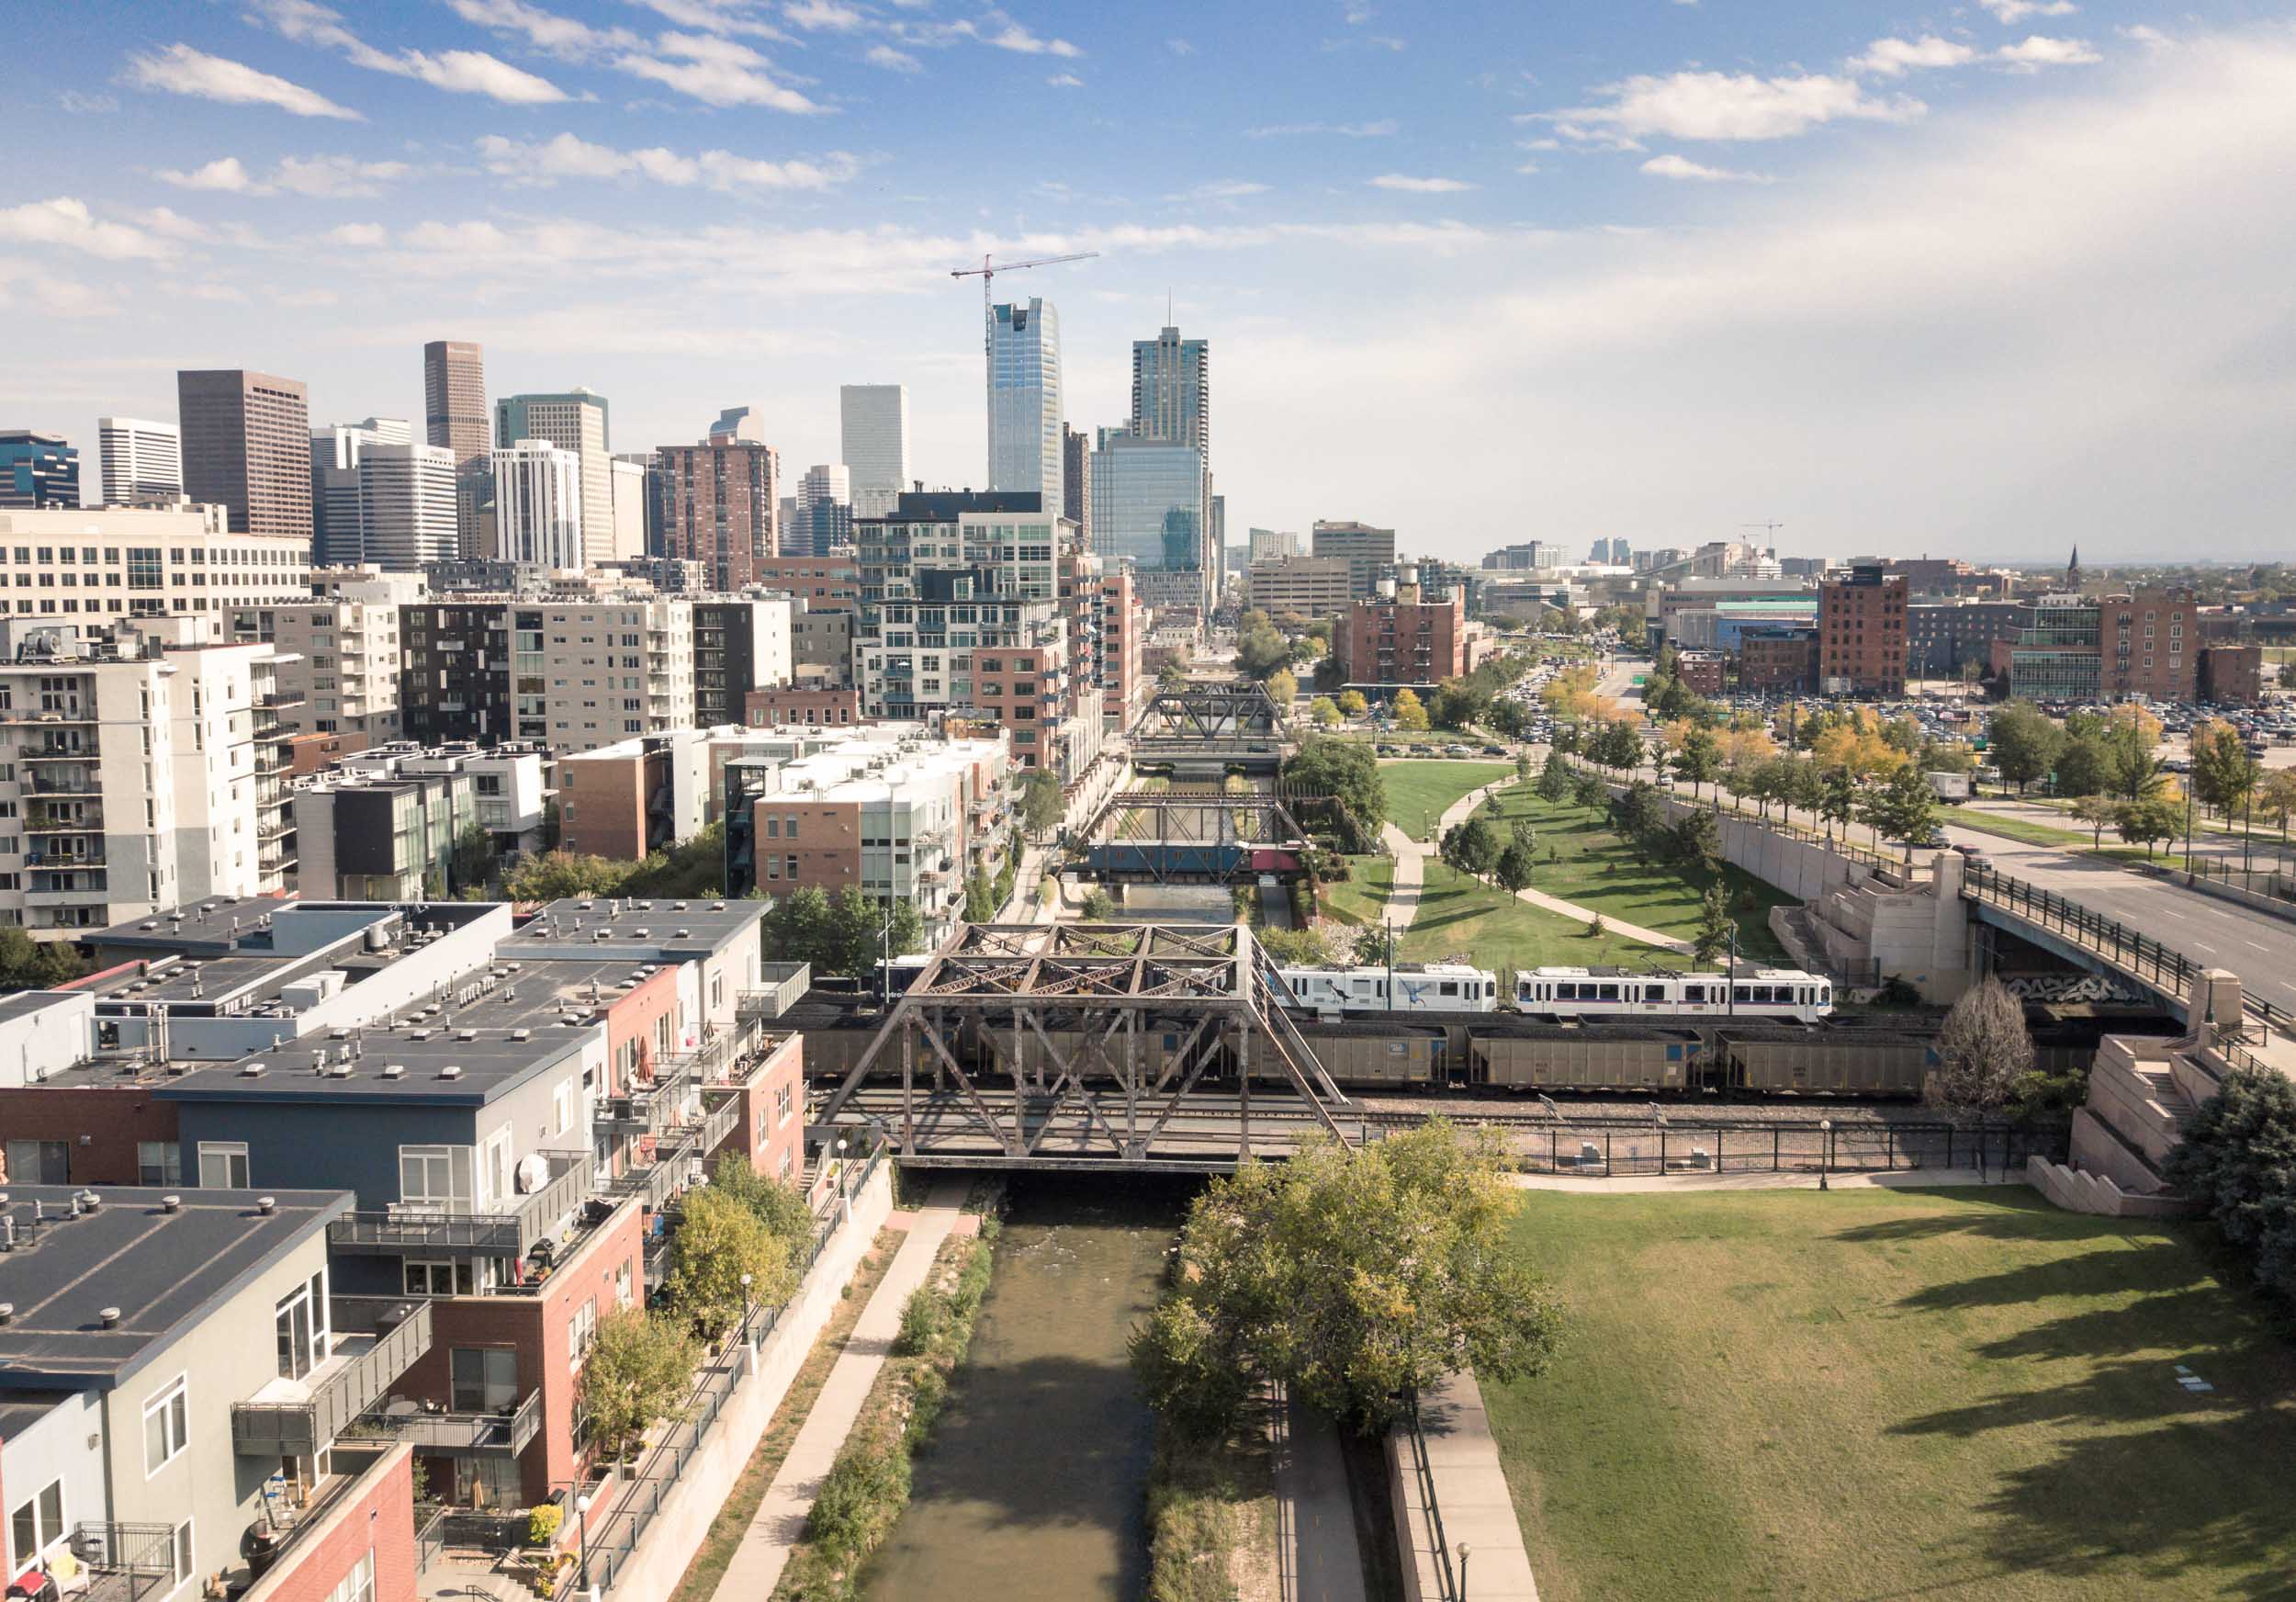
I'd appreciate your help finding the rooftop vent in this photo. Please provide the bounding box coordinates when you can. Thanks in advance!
[676,929,690,939]
[241,1061,268,1077]
[327,1063,354,1078]
[440,1065,464,1080]
[711,902,726,912]
[98,1306,122,1329]
[410,1029,433,1042]
[511,1028,531,1042]
[0,1303,12,1325]
[255,1196,276,1215]
[161,1195,182,1213]
[456,1029,478,1043]
[382,1063,406,1079]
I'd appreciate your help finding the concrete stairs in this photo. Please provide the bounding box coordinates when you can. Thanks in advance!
[2027,1156,2198,1219]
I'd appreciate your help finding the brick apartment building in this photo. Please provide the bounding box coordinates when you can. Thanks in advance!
[1334,588,1468,690]
[1738,626,1819,693]
[744,684,864,730]
[1992,591,2205,703]
[1818,564,1908,696]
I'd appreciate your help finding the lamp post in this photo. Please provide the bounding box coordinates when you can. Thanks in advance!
[738,1271,754,1349]
[1458,1543,1471,1597]
[1818,1118,1832,1191]
[836,1135,850,1224]
[2184,783,2195,876]
[548,1480,595,1599]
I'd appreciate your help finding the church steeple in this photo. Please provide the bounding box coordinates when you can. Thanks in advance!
[2066,544,2082,592]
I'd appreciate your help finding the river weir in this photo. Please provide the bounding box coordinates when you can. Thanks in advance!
[857,1176,1187,1600]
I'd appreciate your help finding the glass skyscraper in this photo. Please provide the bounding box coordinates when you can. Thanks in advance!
[1130,325,1210,455]
[1090,433,1208,610]
[987,299,1063,513]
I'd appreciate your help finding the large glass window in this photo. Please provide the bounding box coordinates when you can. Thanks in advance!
[197,1141,249,1188]
[400,1145,473,1209]
[144,1376,188,1474]
[450,1347,519,1413]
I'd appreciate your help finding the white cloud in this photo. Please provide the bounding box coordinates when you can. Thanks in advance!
[155,153,411,198]
[475,132,859,189]
[1169,179,1271,200]
[444,0,642,58]
[1851,37,1978,77]
[124,43,363,119]
[137,207,219,241]
[59,90,119,114]
[1369,174,1474,193]
[866,44,922,73]
[324,222,387,246]
[615,32,825,111]
[249,0,569,102]
[157,156,259,193]
[1996,36,2102,71]
[1640,153,1775,183]
[0,197,175,260]
[630,0,797,41]
[2119,25,2175,51]
[983,19,1082,57]
[1046,72,1084,88]
[1246,119,1399,138]
[1980,0,2078,22]
[1167,39,1196,55]
[784,0,865,30]
[1537,71,1924,144]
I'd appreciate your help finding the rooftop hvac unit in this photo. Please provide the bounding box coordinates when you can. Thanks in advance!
[382,1063,406,1078]
[440,1064,463,1080]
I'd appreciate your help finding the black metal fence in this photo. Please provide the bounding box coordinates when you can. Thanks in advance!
[1401,1391,1461,1602]
[2174,852,2296,906]
[1488,1116,2060,1179]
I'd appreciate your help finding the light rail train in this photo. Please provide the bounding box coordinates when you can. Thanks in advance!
[1269,963,1833,1024]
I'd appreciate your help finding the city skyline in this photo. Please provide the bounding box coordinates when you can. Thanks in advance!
[1,3,2292,561]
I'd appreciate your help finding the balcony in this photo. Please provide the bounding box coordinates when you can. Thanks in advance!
[25,807,103,832]
[63,1521,175,1602]
[329,1149,595,1258]
[597,1063,699,1134]
[260,689,307,710]
[391,1388,543,1458]
[27,876,110,905]
[19,742,98,763]
[26,847,105,870]
[26,768,100,795]
[231,1297,433,1457]
[0,706,95,727]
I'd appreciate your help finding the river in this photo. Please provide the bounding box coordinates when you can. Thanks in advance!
[856,1176,1187,1601]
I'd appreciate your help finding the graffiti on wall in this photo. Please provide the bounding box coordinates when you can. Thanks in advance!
[1998,971,2147,1005]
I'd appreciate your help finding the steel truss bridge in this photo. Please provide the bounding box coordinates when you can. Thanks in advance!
[806,922,1357,1171]
[1063,788,1320,885]
[1128,685,1289,775]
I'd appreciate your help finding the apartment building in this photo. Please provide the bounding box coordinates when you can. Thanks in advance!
[1904,600,2023,680]
[495,390,612,566]
[1334,586,1468,690]
[400,593,697,754]
[1818,564,1908,697]
[1737,626,1820,693]
[1097,569,1143,731]
[792,604,854,686]
[0,618,298,935]
[744,684,863,731]
[854,491,1098,775]
[751,553,859,612]
[336,741,550,857]
[658,434,780,592]
[1312,520,1397,600]
[293,765,478,900]
[722,727,1012,945]
[1990,590,2201,703]
[1245,556,1353,618]
[231,570,417,742]
[0,1184,422,1602]
[0,502,312,619]
[694,596,794,728]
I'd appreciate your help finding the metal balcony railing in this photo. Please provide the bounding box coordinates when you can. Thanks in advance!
[231,1298,433,1456]
[68,1521,175,1602]
[328,1150,594,1258]
[26,769,100,794]
[596,1064,698,1134]
[394,1388,542,1457]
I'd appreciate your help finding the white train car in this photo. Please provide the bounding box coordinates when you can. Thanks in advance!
[1274,963,1502,1017]
[1514,966,1833,1023]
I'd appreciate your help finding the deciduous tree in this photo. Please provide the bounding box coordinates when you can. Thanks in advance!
[577,1310,698,1464]
[1926,976,2034,1115]
[664,1188,794,1340]
[1392,688,1430,731]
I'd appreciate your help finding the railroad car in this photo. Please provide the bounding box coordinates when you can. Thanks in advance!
[1467,1024,1705,1092]
[1714,1025,1930,1096]
[1513,965,1832,1023]
[1296,1021,1448,1087]
[1080,842,1245,880]
[1273,963,1502,1016]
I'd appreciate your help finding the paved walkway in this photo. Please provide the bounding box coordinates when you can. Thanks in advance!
[708,1181,971,1602]
[1394,1371,1540,1602]
[1509,1166,2021,1194]
[1271,1388,1366,1602]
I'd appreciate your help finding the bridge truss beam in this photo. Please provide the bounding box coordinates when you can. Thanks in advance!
[1130,684,1285,744]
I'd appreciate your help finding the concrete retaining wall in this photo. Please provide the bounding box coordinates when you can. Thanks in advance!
[2028,1155,2197,1218]
[1385,1371,1540,1602]
[593,1163,895,1600]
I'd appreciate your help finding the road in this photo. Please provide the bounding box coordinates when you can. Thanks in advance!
[1958,794,2296,876]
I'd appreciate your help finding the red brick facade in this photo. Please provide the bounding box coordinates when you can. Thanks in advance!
[1336,591,1468,687]
[244,1448,418,1602]
[0,1082,180,1185]
[660,439,780,591]
[743,685,863,729]
[749,555,859,611]
[1738,629,1819,693]
[1818,566,1908,695]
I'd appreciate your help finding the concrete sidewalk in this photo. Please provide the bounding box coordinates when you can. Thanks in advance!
[1272,1388,1366,1602]
[1390,1371,1539,1602]
[1508,1166,2023,1194]
[707,1180,971,1602]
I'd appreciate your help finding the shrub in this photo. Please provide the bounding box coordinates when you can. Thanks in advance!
[526,1503,563,1548]
[806,1445,911,1565]
[895,1286,945,1357]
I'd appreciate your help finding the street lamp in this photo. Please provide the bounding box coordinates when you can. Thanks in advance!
[548,1480,596,1598]
[1458,1542,1471,1597]
[1818,1118,1832,1191]
[738,1271,754,1348]
[836,1136,851,1224]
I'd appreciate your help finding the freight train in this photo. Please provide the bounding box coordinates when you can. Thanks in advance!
[1270,964,1833,1024]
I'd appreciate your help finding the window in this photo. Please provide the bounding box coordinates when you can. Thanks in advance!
[569,1298,598,1372]
[144,1376,188,1474]
[775,1083,794,1127]
[615,1261,634,1309]
[197,1141,249,1188]
[324,1549,377,1602]
[400,1145,473,1208]
[5,1138,66,1184]
[276,1271,328,1380]
[173,1520,195,1588]
[554,1079,572,1135]
[404,1259,475,1296]
[450,1347,519,1413]
[9,1478,62,1563]
[138,1140,182,1185]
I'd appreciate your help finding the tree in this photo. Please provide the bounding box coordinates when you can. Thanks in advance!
[1309,695,1341,728]
[2069,794,2119,850]
[1266,667,1299,708]
[1858,763,1938,862]
[2052,735,2108,800]
[665,1187,794,1340]
[2189,720,2261,822]
[1671,726,1723,800]
[2115,794,2183,858]
[705,1152,816,1247]
[1156,660,1187,692]
[1129,1122,1561,1438]
[1818,767,1858,844]
[2165,1066,2296,1299]
[0,928,89,994]
[1338,690,1367,717]
[1986,702,2064,795]
[1235,613,1290,680]
[1494,842,1536,894]
[1283,738,1387,829]
[1536,748,1574,804]
[1609,779,1666,848]
[449,821,496,895]
[1594,718,1646,776]
[503,850,630,903]
[1392,688,1430,731]
[964,867,997,923]
[1691,886,1733,966]
[577,1309,698,1463]
[1454,817,1503,880]
[2259,769,2296,840]
[1020,768,1064,839]
[1926,976,2034,1115]
[1509,815,1538,855]
[1671,810,1722,883]
[1081,887,1118,919]
[1572,772,1610,815]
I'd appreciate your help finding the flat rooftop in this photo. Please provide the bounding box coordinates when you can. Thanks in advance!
[500,895,767,960]
[0,1186,348,1391]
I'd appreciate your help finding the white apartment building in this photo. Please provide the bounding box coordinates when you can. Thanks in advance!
[539,596,696,757]
[0,503,311,620]
[496,390,612,565]
[0,617,298,934]
[493,438,585,570]
[229,570,416,741]
[611,455,648,559]
[338,739,551,855]
[838,383,908,519]
[96,416,182,505]
[310,417,412,568]
[357,442,457,570]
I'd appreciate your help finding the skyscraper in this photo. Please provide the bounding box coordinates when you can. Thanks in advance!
[423,340,488,553]
[659,434,780,590]
[496,389,612,565]
[492,438,585,570]
[0,431,80,509]
[793,463,853,558]
[310,416,411,567]
[839,384,908,519]
[176,369,312,539]
[1130,325,1210,454]
[1062,423,1091,549]
[987,299,1063,512]
[1091,432,1209,612]
[1311,520,1397,601]
[358,442,458,570]
[97,417,183,505]
[709,405,765,444]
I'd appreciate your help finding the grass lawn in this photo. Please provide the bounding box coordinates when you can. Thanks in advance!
[1474,785,1792,960]
[1402,862,1690,971]
[1321,854,1393,926]
[1938,806,2169,865]
[1486,1188,2296,1602]
[1383,760,1515,841]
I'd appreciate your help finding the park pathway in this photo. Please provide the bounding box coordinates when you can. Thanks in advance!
[1271,1387,1367,1602]
[708,1181,972,1602]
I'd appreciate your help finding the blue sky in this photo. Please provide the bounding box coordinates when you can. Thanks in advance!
[4,0,2293,562]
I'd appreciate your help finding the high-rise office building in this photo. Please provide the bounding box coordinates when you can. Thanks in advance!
[987,299,1063,512]
[791,462,853,558]
[177,368,312,540]
[310,416,411,567]
[492,437,585,570]
[96,417,182,505]
[1090,432,1210,613]
[659,434,781,590]
[1311,519,1397,601]
[1130,325,1210,454]
[358,442,457,570]
[422,339,488,552]
[0,431,80,509]
[1062,423,1091,549]
[496,389,611,565]
[708,405,764,444]
[1248,527,1301,563]
[839,384,908,519]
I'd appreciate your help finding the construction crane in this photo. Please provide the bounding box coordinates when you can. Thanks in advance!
[1740,521,1785,541]
[949,251,1099,335]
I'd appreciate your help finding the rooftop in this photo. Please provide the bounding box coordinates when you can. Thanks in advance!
[0,1186,348,1392]
[500,896,769,960]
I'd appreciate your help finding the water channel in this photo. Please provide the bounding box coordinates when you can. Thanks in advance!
[856,1175,1189,1601]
